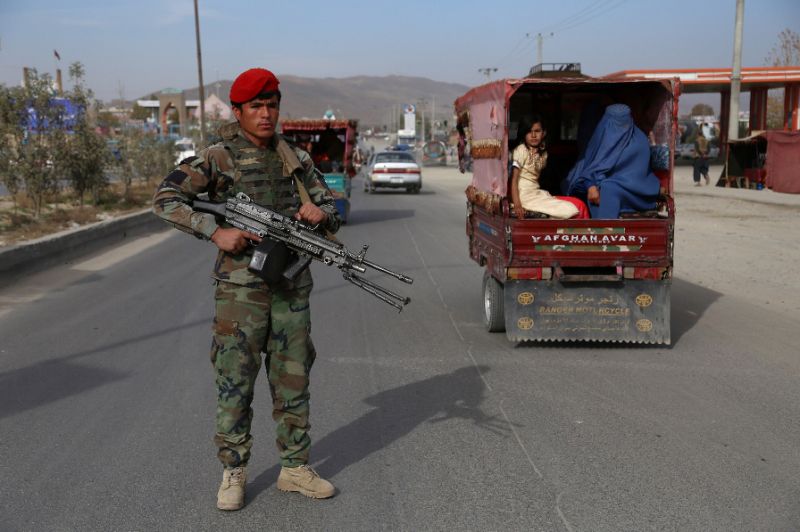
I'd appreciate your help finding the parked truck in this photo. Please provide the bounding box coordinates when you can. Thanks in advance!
[457,76,678,344]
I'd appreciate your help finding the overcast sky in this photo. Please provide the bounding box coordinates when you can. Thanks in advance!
[0,0,797,102]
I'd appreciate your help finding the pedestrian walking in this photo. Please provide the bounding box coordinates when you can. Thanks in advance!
[693,129,710,186]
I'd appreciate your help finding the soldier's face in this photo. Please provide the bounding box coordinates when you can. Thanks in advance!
[234,96,280,145]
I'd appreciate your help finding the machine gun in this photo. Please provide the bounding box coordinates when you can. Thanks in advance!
[193,193,413,311]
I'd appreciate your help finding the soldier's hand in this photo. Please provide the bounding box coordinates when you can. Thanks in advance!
[295,203,327,225]
[210,227,261,254]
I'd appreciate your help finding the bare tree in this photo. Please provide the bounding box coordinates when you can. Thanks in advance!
[690,103,714,117]
[765,29,800,129]
[765,28,800,66]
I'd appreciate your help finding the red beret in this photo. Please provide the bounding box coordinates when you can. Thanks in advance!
[229,68,280,104]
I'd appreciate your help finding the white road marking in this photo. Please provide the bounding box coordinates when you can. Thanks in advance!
[556,491,576,532]
[71,231,175,271]
[0,231,176,319]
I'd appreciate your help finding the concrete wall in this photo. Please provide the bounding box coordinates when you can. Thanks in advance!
[0,209,167,288]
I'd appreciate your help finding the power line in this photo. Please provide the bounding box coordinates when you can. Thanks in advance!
[496,34,530,67]
[537,0,628,34]
[555,0,628,32]
[494,0,629,77]
[537,0,607,33]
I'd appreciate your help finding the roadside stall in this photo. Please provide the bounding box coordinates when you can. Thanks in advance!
[764,131,800,194]
[723,132,767,189]
[281,119,359,222]
[723,131,800,193]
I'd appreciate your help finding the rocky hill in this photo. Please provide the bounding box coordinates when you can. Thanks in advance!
[174,74,470,127]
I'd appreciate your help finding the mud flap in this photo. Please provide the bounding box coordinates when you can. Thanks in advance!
[503,280,671,344]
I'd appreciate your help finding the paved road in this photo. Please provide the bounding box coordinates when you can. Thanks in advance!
[1,166,798,531]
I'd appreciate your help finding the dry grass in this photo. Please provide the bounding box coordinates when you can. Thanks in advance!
[0,179,157,247]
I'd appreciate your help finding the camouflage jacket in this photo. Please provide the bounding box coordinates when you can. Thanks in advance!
[153,122,341,288]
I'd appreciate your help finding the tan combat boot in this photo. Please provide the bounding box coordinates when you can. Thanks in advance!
[277,465,335,499]
[217,466,247,510]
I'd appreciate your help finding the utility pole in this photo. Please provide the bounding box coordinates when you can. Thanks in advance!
[431,94,436,140]
[117,80,126,112]
[417,98,428,143]
[728,0,745,141]
[478,67,498,81]
[537,32,555,66]
[193,0,206,144]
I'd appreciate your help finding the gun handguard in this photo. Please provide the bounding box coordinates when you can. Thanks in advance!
[193,193,413,311]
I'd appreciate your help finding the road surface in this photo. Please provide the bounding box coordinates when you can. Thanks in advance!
[1,165,798,531]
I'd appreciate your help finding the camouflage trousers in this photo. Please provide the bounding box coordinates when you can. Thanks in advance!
[210,279,317,468]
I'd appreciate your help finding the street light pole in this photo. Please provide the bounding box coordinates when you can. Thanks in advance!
[431,94,436,141]
[728,0,745,141]
[417,98,429,143]
[193,0,206,144]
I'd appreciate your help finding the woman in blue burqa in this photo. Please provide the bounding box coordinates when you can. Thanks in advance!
[564,103,660,219]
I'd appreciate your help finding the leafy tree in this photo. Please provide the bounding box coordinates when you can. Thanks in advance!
[765,29,800,129]
[0,91,23,208]
[96,110,121,131]
[130,103,152,121]
[690,103,714,117]
[113,128,176,197]
[59,62,110,205]
[0,70,67,217]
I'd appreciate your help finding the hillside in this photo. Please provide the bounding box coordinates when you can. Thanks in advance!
[175,74,470,127]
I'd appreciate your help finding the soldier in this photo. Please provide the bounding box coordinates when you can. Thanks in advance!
[153,68,340,510]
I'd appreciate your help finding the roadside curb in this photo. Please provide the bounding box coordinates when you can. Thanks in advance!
[0,208,167,288]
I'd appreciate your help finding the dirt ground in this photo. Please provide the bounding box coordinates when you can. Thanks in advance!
[672,165,800,316]
[0,180,154,247]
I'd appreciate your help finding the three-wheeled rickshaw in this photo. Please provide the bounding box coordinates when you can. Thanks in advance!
[281,119,359,223]
[457,76,679,344]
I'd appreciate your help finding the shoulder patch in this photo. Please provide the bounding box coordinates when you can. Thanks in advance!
[164,169,189,187]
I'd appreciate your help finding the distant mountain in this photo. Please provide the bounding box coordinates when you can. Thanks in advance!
[160,75,470,127]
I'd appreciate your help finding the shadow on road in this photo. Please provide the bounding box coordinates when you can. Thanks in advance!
[0,358,126,420]
[365,189,436,196]
[345,209,416,225]
[670,277,722,343]
[0,318,210,419]
[249,365,503,496]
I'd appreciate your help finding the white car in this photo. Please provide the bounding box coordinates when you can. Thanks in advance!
[363,151,422,194]
[175,138,196,165]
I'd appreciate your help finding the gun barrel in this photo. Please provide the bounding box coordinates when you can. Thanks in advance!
[343,272,410,311]
[361,259,414,284]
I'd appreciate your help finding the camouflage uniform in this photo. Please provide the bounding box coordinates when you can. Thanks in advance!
[153,122,341,468]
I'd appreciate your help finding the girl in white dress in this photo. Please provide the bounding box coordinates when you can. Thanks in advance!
[511,116,586,219]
